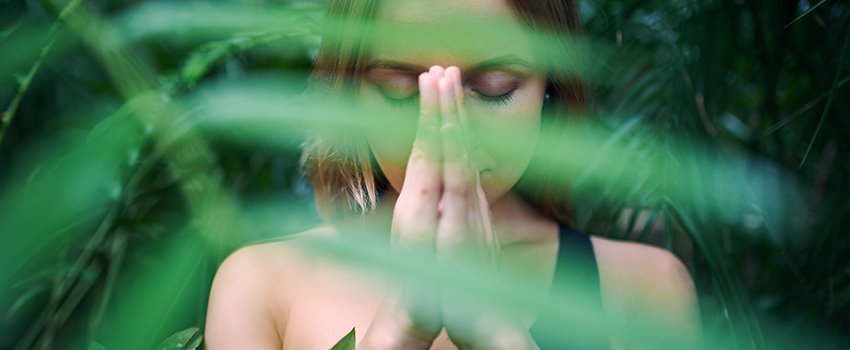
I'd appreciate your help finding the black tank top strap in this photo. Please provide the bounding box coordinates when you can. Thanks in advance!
[528,222,610,350]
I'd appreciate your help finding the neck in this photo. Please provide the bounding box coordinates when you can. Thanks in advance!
[367,190,556,247]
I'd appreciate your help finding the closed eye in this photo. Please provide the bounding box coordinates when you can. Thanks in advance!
[473,89,515,105]
[367,68,420,108]
[380,88,419,108]
[467,71,520,106]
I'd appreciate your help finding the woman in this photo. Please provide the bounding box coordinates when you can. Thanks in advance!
[205,0,701,349]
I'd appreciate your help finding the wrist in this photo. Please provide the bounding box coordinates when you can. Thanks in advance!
[454,318,537,350]
[361,309,438,350]
[360,324,435,350]
[458,333,535,350]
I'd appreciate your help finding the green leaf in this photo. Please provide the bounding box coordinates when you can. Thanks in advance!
[156,327,199,350]
[785,0,828,28]
[800,24,850,168]
[7,282,49,319]
[329,328,356,350]
[186,335,203,350]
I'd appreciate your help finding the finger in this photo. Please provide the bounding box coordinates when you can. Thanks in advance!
[437,74,475,260]
[445,66,480,192]
[438,74,466,166]
[394,72,442,250]
[443,68,498,265]
[446,66,480,161]
[408,71,441,177]
[446,67,482,227]
[430,65,446,82]
[446,66,466,123]
[477,181,500,266]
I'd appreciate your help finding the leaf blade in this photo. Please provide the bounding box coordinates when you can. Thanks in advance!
[329,328,356,350]
[156,327,199,350]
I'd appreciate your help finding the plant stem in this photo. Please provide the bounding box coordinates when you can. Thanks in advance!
[0,0,84,146]
[799,25,850,168]
[0,35,56,146]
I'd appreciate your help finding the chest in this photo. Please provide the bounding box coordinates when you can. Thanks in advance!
[276,243,559,349]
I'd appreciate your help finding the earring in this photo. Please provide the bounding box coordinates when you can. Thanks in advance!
[544,90,553,103]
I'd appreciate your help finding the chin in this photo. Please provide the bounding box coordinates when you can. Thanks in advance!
[480,172,515,207]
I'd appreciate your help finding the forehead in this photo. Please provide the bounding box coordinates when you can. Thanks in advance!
[369,0,536,69]
[379,0,514,21]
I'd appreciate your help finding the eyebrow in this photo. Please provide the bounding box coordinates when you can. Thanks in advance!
[366,60,427,72]
[473,55,533,71]
[366,54,534,73]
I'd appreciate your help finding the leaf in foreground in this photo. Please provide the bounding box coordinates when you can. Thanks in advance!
[330,328,356,350]
[156,327,199,350]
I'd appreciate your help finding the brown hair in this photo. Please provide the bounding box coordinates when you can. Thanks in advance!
[302,0,586,223]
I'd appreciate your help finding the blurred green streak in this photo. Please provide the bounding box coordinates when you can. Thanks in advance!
[114,2,323,43]
[185,79,804,244]
[94,229,206,350]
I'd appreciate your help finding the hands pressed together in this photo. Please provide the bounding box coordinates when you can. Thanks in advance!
[360,66,539,350]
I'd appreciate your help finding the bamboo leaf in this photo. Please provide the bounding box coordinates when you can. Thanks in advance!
[762,74,850,138]
[6,283,49,320]
[329,328,355,350]
[156,328,199,350]
[186,336,203,350]
[800,24,850,168]
[785,0,829,28]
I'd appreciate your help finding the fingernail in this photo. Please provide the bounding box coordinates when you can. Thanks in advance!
[420,73,436,103]
[448,66,461,87]
[430,65,445,79]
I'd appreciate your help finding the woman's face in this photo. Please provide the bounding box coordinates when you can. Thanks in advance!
[360,0,545,203]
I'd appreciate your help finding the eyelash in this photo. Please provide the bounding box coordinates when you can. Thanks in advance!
[381,91,419,108]
[378,87,516,108]
[475,89,515,106]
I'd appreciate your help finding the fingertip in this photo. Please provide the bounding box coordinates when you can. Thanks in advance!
[446,66,461,86]
[419,71,432,88]
[430,65,445,79]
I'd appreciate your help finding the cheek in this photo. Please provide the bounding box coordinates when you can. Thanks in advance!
[479,86,543,164]
[473,83,544,198]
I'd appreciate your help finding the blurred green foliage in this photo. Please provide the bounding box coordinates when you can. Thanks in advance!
[0,0,848,349]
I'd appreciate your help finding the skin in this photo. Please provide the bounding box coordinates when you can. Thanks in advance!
[204,1,702,349]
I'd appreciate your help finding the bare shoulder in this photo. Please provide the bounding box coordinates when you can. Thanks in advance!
[204,226,339,350]
[211,225,340,296]
[590,236,702,349]
[590,236,696,306]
